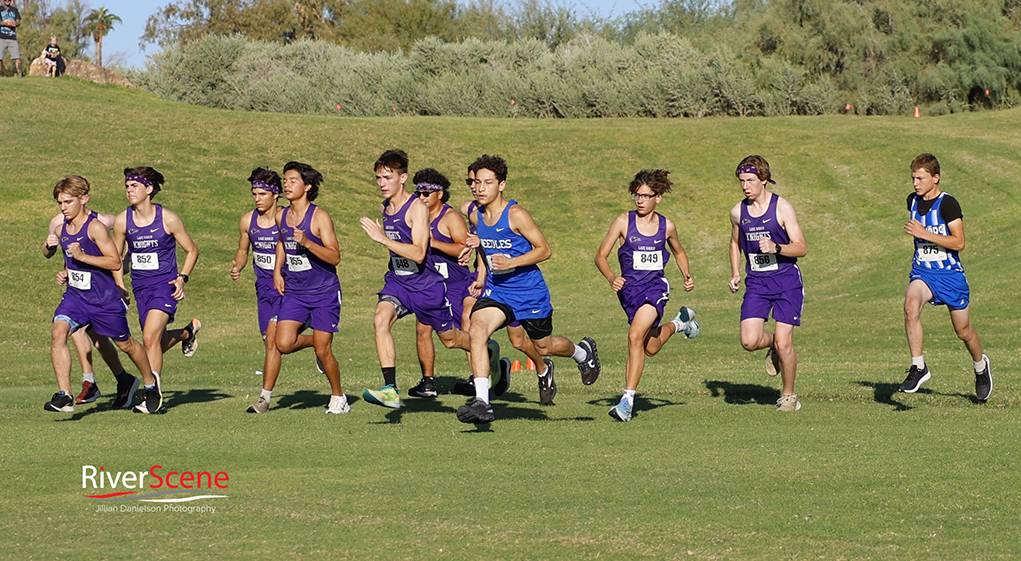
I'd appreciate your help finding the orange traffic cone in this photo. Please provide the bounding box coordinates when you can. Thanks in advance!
[526,358,536,370]
[914,106,920,118]
[511,360,522,372]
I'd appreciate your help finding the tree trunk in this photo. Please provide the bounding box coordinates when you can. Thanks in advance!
[96,37,103,67]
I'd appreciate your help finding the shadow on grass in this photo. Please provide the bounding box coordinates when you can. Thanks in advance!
[856,380,983,408]
[163,388,232,412]
[275,390,337,411]
[587,396,685,419]
[703,380,780,406]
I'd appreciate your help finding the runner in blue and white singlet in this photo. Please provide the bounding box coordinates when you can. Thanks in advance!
[476,200,552,320]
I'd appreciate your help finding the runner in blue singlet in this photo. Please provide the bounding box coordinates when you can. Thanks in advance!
[899,153,991,402]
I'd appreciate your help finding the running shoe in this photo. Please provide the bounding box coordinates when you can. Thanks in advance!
[898,365,931,393]
[538,359,557,405]
[408,376,438,398]
[493,358,511,397]
[975,354,992,402]
[764,345,780,377]
[578,337,600,385]
[674,306,699,339]
[133,372,164,414]
[452,373,475,396]
[112,374,139,409]
[363,384,401,409]
[609,396,633,422]
[456,397,495,424]
[75,380,100,404]
[247,396,270,413]
[326,394,351,414]
[776,394,802,411]
[182,319,201,358]
[44,392,75,413]
[683,320,700,339]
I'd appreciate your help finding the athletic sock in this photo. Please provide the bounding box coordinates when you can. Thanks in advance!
[974,358,986,373]
[538,363,550,377]
[260,389,272,401]
[571,344,586,363]
[83,372,95,383]
[911,356,925,370]
[622,389,636,406]
[474,377,490,403]
[670,319,685,334]
[382,367,396,388]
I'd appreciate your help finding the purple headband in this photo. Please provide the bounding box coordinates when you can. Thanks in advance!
[415,182,444,192]
[736,166,775,184]
[251,179,279,194]
[125,174,154,187]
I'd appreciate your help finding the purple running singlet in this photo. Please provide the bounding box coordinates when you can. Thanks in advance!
[277,204,342,332]
[738,193,803,325]
[616,211,671,326]
[430,205,472,328]
[125,204,179,327]
[250,208,284,333]
[378,196,454,332]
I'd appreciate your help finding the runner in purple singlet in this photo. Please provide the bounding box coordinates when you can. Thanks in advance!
[728,155,808,412]
[44,175,153,414]
[44,199,136,408]
[271,161,349,414]
[228,168,290,413]
[595,170,699,422]
[359,150,478,411]
[112,167,200,414]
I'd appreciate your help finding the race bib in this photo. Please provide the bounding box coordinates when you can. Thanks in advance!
[633,250,664,271]
[486,254,516,275]
[434,261,449,279]
[254,252,276,270]
[131,252,159,271]
[916,243,947,263]
[391,256,419,276]
[68,270,92,290]
[748,252,779,272]
[287,254,311,272]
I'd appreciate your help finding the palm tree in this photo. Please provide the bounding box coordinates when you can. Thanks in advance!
[83,7,121,68]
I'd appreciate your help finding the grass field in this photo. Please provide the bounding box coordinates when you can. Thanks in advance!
[1,78,1020,560]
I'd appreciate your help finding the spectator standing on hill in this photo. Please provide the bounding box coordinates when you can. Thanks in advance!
[898,153,991,402]
[0,0,22,77]
[728,155,808,412]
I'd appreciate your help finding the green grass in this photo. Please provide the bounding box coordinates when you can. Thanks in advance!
[2,77,1020,559]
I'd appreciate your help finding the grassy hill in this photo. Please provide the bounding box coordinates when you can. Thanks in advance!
[1,78,1019,559]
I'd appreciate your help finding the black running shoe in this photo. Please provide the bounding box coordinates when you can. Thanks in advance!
[452,373,475,396]
[112,374,140,409]
[44,392,75,413]
[134,372,164,414]
[408,376,438,398]
[578,337,600,385]
[493,358,511,397]
[538,358,557,405]
[456,397,495,424]
[898,365,931,393]
[975,354,992,402]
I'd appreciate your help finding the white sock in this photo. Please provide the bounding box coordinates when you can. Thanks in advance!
[572,344,586,363]
[670,319,685,334]
[974,358,986,373]
[622,389,636,406]
[911,356,925,369]
[260,389,272,401]
[474,377,490,403]
[538,362,550,377]
[83,372,95,383]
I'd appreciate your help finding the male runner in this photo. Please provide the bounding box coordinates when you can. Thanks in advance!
[728,155,808,412]
[271,161,349,413]
[113,167,200,414]
[898,153,991,402]
[44,175,153,413]
[359,150,491,410]
[45,205,138,407]
[595,169,699,422]
[457,154,600,424]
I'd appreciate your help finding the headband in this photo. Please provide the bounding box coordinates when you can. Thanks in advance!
[736,166,775,184]
[415,182,445,192]
[125,174,154,188]
[251,179,279,194]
